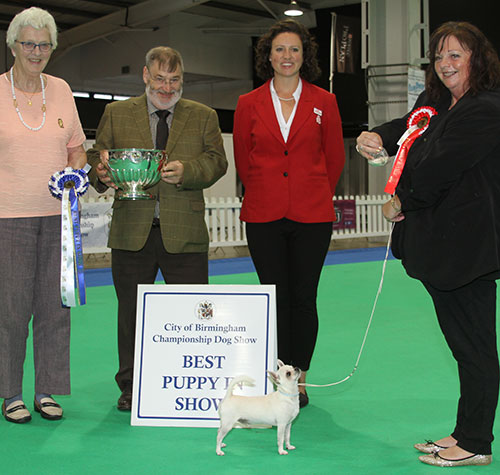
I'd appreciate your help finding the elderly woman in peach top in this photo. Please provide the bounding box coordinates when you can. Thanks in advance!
[0,7,86,424]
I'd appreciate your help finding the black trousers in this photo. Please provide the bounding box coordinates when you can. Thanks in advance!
[111,227,208,391]
[423,277,500,454]
[246,219,332,371]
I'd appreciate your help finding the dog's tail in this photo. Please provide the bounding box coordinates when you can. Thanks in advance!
[224,375,255,399]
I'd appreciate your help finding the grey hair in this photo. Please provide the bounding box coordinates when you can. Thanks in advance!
[6,7,58,50]
[145,46,184,74]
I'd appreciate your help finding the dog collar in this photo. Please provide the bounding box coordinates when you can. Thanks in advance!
[278,388,299,397]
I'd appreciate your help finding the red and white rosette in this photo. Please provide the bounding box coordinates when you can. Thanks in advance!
[384,106,438,194]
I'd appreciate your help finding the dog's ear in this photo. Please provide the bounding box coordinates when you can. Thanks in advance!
[267,370,280,386]
[277,359,284,368]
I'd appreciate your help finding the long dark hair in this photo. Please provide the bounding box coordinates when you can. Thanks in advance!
[254,19,321,82]
[426,21,500,101]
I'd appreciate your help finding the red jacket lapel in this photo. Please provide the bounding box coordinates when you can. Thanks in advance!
[254,81,285,146]
[287,81,313,144]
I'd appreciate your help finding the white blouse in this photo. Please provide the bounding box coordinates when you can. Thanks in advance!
[270,77,302,143]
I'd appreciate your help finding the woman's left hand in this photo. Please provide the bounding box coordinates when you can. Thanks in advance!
[383,195,405,222]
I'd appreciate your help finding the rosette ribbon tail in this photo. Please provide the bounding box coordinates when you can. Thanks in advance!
[384,129,420,194]
[49,165,90,307]
[60,186,86,306]
[384,106,438,195]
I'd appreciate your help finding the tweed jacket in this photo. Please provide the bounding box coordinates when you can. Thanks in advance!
[373,89,500,290]
[87,94,227,253]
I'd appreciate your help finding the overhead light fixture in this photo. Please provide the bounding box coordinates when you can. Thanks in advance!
[284,1,303,17]
[93,93,113,100]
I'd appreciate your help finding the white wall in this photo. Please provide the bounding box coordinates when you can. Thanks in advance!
[204,133,236,198]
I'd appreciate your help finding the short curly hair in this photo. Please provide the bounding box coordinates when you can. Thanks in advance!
[426,21,500,101]
[255,19,321,82]
[6,7,58,50]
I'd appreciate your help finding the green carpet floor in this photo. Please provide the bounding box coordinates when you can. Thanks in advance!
[1,259,499,474]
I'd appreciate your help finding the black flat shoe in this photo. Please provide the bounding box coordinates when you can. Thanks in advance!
[117,389,132,411]
[299,391,309,408]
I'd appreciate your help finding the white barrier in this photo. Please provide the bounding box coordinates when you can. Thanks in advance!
[204,195,392,247]
[80,195,391,254]
[333,195,393,239]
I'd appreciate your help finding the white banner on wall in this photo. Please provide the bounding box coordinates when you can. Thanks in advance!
[131,284,277,428]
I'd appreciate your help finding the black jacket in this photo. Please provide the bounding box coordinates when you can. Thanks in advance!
[373,89,500,290]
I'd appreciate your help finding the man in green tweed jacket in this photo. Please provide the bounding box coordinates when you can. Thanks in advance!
[87,46,227,411]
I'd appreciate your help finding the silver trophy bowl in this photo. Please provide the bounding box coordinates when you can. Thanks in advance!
[106,148,166,200]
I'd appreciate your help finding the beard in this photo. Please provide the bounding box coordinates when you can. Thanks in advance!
[146,84,183,110]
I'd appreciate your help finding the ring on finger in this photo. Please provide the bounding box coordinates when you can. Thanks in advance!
[356,144,362,153]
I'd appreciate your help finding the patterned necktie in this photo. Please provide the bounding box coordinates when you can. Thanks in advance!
[155,110,170,150]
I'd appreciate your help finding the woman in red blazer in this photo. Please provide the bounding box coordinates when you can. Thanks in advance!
[233,19,345,408]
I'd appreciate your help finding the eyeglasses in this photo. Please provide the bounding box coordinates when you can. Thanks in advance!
[147,68,182,87]
[15,41,53,53]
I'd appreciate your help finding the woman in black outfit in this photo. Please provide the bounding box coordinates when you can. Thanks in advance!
[357,22,500,467]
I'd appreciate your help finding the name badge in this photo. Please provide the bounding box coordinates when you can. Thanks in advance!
[314,107,322,124]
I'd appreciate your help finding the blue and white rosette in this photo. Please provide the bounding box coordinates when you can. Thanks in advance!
[48,164,91,307]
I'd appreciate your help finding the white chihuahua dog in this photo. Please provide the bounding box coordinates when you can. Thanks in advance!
[216,360,301,455]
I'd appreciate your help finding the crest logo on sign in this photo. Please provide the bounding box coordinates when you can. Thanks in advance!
[196,300,215,321]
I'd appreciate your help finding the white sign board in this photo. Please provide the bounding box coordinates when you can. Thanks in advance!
[131,284,276,427]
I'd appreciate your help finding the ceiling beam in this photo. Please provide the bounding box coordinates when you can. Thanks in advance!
[269,0,311,7]
[78,0,136,7]
[203,1,273,19]
[0,0,101,19]
[53,0,211,62]
[0,12,75,31]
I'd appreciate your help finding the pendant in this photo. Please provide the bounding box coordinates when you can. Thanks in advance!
[28,100,32,106]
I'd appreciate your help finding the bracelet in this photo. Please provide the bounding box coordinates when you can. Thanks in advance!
[390,196,401,212]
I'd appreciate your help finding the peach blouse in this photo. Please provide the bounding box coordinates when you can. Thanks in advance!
[0,73,85,218]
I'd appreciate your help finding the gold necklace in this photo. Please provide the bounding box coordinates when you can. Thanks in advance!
[19,89,37,106]
[11,69,42,105]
